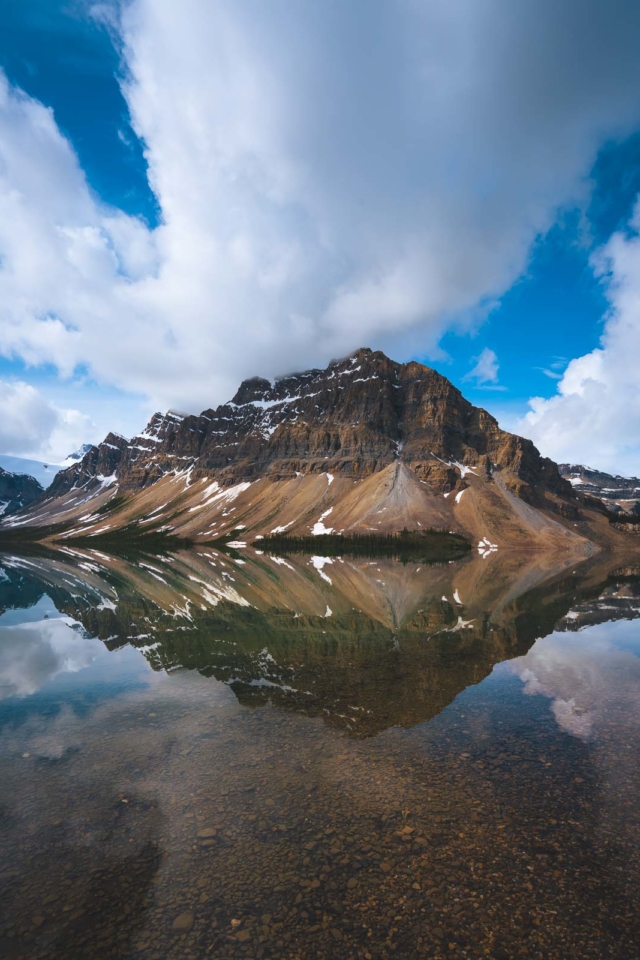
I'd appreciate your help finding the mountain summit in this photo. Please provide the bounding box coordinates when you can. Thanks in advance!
[1,348,619,556]
[59,443,95,468]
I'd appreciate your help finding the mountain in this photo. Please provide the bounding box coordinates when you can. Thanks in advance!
[59,443,95,469]
[559,463,640,515]
[0,466,44,517]
[0,455,60,488]
[47,348,571,496]
[0,447,95,491]
[0,347,624,555]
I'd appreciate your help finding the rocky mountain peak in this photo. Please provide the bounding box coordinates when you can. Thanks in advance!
[35,348,575,515]
[141,411,185,439]
[60,443,95,467]
[231,377,274,406]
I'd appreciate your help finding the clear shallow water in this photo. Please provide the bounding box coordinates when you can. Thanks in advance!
[0,547,640,960]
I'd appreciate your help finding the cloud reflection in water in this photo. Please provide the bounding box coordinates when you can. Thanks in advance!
[0,616,103,699]
[510,620,640,739]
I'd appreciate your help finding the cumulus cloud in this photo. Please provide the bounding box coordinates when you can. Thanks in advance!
[0,379,94,462]
[462,347,502,387]
[520,201,640,474]
[2,0,640,420]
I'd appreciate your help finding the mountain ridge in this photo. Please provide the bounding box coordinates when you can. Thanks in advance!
[559,463,640,516]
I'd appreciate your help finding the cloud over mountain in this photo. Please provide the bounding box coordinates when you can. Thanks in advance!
[1,0,640,446]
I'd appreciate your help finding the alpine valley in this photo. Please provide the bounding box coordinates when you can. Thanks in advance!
[0,348,632,559]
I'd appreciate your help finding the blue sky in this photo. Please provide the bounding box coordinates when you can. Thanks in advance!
[1,1,640,471]
[0,0,156,222]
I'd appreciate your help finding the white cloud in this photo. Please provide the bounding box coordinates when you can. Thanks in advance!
[535,357,567,381]
[462,347,501,386]
[520,201,640,474]
[0,379,94,462]
[1,1,640,424]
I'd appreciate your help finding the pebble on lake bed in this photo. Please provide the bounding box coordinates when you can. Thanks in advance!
[171,911,194,933]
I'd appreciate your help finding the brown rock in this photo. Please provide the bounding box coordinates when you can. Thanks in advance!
[171,912,194,933]
[197,827,217,838]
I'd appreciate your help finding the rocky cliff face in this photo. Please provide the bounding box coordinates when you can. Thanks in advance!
[0,466,43,517]
[47,348,573,508]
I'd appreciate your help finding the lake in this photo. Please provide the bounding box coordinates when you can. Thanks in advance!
[1,545,639,959]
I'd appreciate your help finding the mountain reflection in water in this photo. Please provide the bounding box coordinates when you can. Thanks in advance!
[1,546,640,959]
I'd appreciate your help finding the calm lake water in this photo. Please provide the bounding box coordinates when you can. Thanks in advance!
[1,546,639,960]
